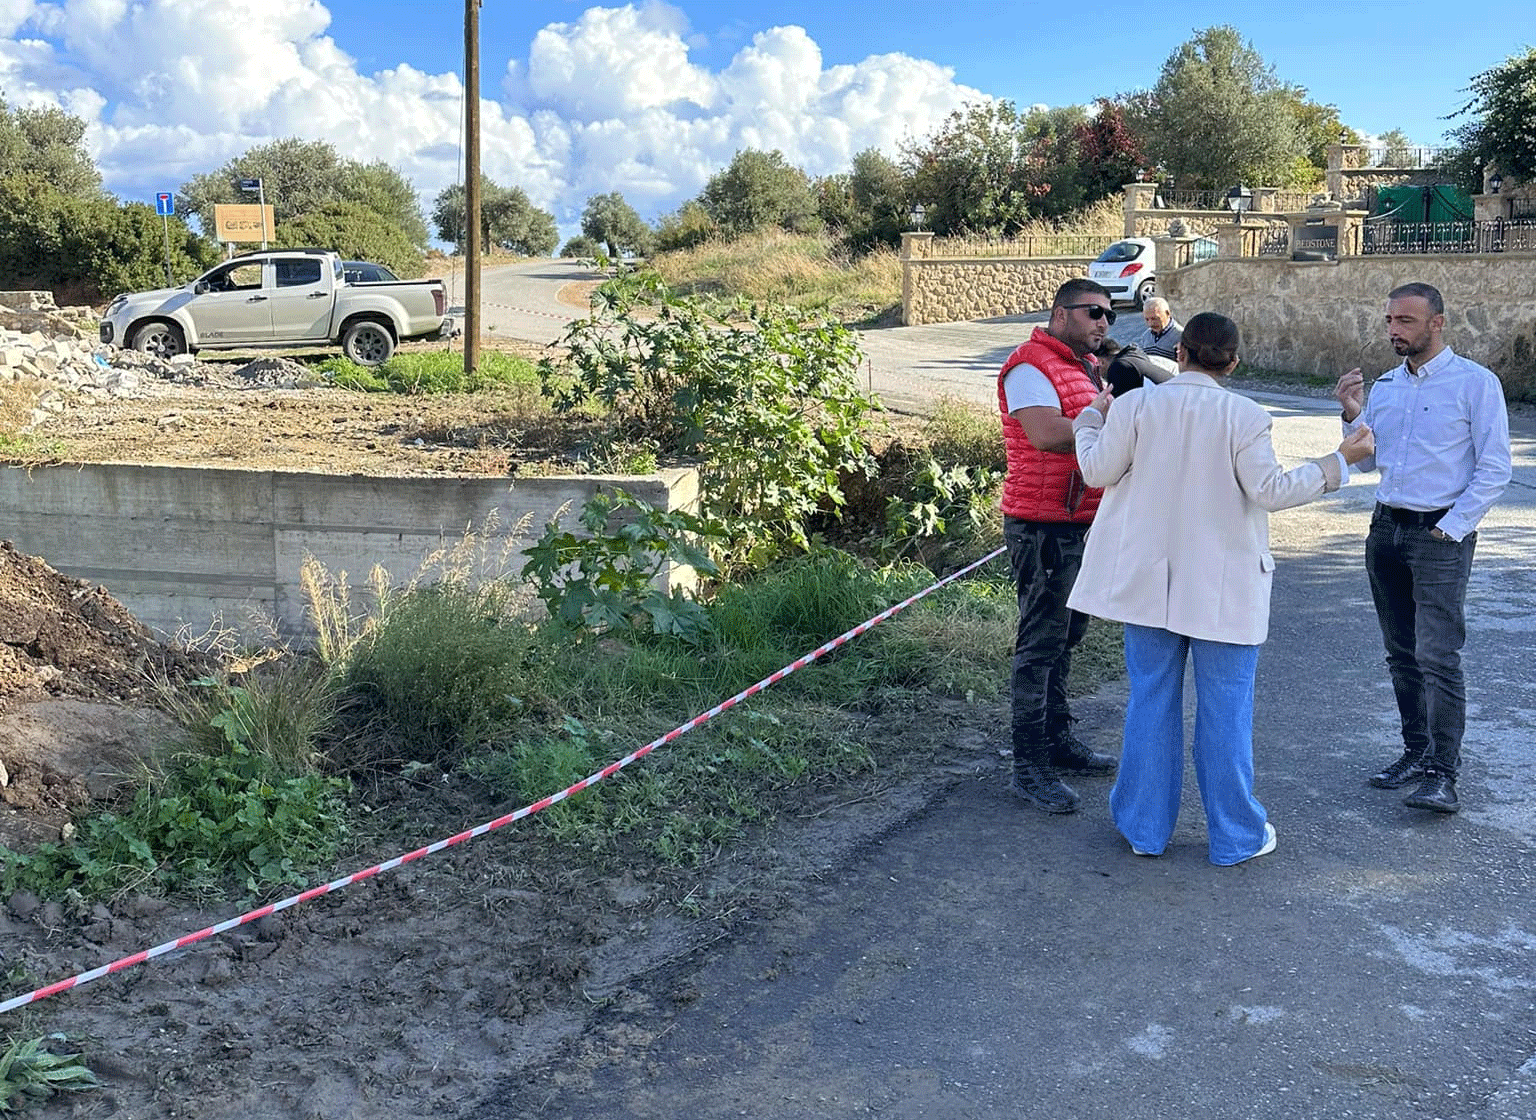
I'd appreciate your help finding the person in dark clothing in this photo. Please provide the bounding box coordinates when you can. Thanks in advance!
[1096,339,1174,396]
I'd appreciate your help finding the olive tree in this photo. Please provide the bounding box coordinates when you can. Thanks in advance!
[698,149,821,238]
[431,178,558,256]
[0,99,102,198]
[179,139,428,251]
[580,192,652,257]
[1136,25,1305,189]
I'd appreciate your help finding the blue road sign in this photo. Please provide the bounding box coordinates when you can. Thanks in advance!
[155,192,173,216]
[238,178,262,192]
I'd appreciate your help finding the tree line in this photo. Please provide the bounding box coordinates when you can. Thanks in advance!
[1,30,1531,302]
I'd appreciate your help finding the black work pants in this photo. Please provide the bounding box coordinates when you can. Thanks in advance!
[1004,516,1089,759]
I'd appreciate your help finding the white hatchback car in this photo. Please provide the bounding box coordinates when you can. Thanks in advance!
[1087,236,1217,308]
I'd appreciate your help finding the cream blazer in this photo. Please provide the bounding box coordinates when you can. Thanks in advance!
[1066,372,1343,646]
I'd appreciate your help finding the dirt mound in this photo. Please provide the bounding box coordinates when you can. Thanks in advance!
[0,540,212,712]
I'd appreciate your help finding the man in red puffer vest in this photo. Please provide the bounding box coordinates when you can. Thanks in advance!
[997,278,1120,814]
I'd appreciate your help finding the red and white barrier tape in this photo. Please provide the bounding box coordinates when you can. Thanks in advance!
[481,301,575,323]
[0,547,1005,1016]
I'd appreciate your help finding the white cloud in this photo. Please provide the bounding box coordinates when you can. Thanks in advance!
[0,0,989,242]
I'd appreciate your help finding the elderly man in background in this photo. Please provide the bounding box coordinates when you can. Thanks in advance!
[1135,297,1182,364]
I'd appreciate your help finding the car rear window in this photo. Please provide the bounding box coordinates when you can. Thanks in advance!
[276,259,323,287]
[1094,241,1145,264]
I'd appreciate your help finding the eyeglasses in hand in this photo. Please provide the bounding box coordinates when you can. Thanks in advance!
[1061,303,1117,325]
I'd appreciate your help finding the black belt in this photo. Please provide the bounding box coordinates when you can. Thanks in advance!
[1375,502,1449,527]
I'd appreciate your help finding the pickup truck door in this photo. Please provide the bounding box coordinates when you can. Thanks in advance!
[186,261,272,343]
[268,256,335,340]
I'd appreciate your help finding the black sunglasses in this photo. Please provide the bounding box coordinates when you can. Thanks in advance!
[1060,303,1116,325]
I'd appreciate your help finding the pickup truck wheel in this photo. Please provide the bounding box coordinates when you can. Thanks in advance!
[342,321,395,366]
[130,321,186,360]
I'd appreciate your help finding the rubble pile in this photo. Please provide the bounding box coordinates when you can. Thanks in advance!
[0,291,319,428]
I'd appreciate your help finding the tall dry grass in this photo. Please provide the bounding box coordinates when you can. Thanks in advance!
[652,230,901,325]
[650,199,1128,325]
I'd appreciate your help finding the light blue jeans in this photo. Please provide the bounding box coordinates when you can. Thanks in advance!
[1111,624,1269,865]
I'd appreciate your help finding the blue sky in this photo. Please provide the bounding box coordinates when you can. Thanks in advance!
[2,0,1529,240]
[320,1,1524,144]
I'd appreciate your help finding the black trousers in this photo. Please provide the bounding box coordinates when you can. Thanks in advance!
[1365,507,1477,777]
[1004,517,1089,758]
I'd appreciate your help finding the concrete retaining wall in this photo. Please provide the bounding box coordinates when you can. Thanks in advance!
[1,462,700,644]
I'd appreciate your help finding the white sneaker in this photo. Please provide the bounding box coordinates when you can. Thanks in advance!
[1130,842,1158,857]
[1233,822,1277,864]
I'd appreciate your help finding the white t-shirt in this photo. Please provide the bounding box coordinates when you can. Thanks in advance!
[1002,363,1061,412]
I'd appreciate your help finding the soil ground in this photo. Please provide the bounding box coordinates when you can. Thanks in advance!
[0,313,1001,1118]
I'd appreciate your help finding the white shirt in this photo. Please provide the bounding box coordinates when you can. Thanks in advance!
[1343,345,1511,541]
[1002,362,1061,412]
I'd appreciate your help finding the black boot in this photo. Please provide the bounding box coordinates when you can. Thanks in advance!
[1046,714,1117,775]
[1010,728,1080,814]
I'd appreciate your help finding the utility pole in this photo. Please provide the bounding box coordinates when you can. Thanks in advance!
[463,0,482,376]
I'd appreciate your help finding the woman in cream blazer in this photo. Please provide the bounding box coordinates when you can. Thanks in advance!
[1068,312,1374,865]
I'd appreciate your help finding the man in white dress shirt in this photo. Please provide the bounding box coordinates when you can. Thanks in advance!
[1334,282,1511,814]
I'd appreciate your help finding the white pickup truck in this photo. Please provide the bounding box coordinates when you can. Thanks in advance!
[98,249,453,366]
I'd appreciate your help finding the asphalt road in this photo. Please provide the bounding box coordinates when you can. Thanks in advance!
[477,263,1536,1120]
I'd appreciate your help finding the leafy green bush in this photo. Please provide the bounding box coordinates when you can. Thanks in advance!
[276,199,425,278]
[0,177,217,300]
[0,743,349,900]
[522,489,721,644]
[316,349,538,394]
[1,666,350,900]
[544,269,877,570]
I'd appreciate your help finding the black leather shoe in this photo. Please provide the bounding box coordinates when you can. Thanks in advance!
[1369,752,1426,789]
[1403,771,1459,814]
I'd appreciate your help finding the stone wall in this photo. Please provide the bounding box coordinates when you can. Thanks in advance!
[901,256,1095,325]
[1131,212,1232,238]
[1336,169,1449,208]
[1160,255,1536,399]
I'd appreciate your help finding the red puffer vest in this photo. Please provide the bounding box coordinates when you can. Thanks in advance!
[996,327,1102,524]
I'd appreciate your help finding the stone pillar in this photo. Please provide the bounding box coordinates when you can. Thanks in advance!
[1253,187,1281,213]
[900,231,935,260]
[1123,183,1155,237]
[1326,143,1366,202]
[1215,222,1247,259]
[1332,210,1369,257]
[1473,193,1510,222]
[900,232,935,324]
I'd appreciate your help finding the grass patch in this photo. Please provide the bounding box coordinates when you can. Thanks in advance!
[315,349,540,394]
[651,229,901,325]
[0,662,351,902]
